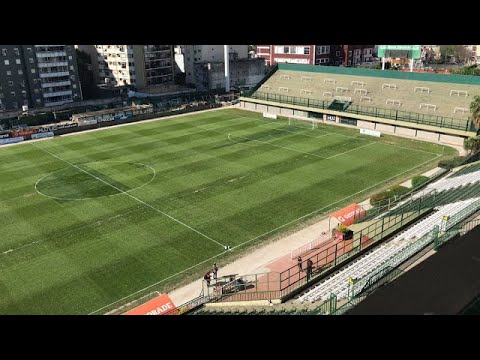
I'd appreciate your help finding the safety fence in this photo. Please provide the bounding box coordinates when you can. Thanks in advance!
[243,91,475,132]
[290,232,331,260]
[197,197,431,306]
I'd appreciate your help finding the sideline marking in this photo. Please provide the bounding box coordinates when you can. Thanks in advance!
[32,143,225,249]
[90,153,441,315]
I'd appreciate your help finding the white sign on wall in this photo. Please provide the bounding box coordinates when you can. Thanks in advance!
[360,128,381,137]
[263,112,277,119]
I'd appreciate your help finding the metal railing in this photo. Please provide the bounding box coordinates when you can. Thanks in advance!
[244,91,475,132]
[290,232,330,260]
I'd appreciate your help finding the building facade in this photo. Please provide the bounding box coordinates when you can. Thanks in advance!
[193,58,266,91]
[0,45,81,111]
[256,45,375,67]
[94,45,174,89]
[339,45,375,66]
[184,45,248,86]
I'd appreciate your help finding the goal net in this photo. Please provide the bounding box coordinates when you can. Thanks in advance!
[288,117,318,130]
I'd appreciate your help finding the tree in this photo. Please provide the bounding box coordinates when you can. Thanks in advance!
[470,95,480,130]
[439,45,474,65]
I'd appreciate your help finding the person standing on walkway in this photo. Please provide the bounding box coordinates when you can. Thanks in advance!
[204,272,211,286]
[212,263,218,280]
[306,259,314,282]
[297,256,303,273]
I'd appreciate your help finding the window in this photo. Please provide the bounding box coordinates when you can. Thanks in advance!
[27,47,32,53]
[316,46,330,55]
[284,46,289,54]
[15,59,21,65]
[12,102,18,108]
[6,70,11,76]
[336,51,340,57]
[13,48,19,56]
[10,91,15,96]
[2,49,6,56]
[304,47,310,55]
[36,99,41,104]
[31,69,36,73]
[72,84,77,89]
[18,69,23,75]
[70,65,74,70]
[68,55,73,60]
[29,58,34,63]
[34,89,39,94]
[0,93,3,98]
[4,59,9,65]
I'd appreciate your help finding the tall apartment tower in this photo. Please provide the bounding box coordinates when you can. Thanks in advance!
[0,45,81,111]
[94,45,174,89]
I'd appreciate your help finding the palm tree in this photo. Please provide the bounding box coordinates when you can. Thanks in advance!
[470,95,480,130]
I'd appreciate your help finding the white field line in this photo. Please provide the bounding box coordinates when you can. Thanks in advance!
[255,118,440,156]
[227,133,327,159]
[326,142,376,159]
[31,143,225,248]
[88,251,224,315]
[228,132,378,161]
[90,152,441,315]
[228,153,442,252]
[34,160,157,201]
[0,207,145,257]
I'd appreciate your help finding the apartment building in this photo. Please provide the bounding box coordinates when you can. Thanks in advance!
[94,45,174,89]
[0,45,81,111]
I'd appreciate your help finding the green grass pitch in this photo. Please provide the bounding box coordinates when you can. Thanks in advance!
[0,108,455,314]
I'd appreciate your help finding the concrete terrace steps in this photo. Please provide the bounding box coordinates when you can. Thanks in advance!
[258,69,480,122]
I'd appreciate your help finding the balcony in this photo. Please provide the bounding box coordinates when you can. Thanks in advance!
[39,71,70,78]
[42,90,73,98]
[36,51,67,58]
[37,61,68,68]
[44,99,74,107]
[41,80,71,88]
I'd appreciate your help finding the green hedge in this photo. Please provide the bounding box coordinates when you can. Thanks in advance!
[438,156,467,170]
[370,185,410,206]
[411,175,429,188]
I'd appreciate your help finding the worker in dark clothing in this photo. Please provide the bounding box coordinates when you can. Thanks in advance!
[297,256,303,272]
[204,272,211,286]
[306,259,314,282]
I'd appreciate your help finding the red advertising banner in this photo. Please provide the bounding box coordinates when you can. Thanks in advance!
[123,294,178,315]
[11,130,37,138]
[330,203,366,226]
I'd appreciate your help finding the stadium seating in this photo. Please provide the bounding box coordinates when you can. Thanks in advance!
[297,197,480,303]
[255,69,480,121]
[448,162,480,178]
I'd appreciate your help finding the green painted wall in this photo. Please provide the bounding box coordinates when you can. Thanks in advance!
[277,63,480,86]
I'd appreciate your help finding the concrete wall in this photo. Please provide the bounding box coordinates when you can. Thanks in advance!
[395,127,417,137]
[439,134,465,146]
[280,108,294,116]
[266,105,280,114]
[357,120,375,129]
[293,110,309,117]
[256,104,268,112]
[417,130,440,142]
[240,100,467,148]
[375,123,395,134]
[194,58,266,91]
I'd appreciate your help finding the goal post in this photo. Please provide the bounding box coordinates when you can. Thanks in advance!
[288,117,318,130]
